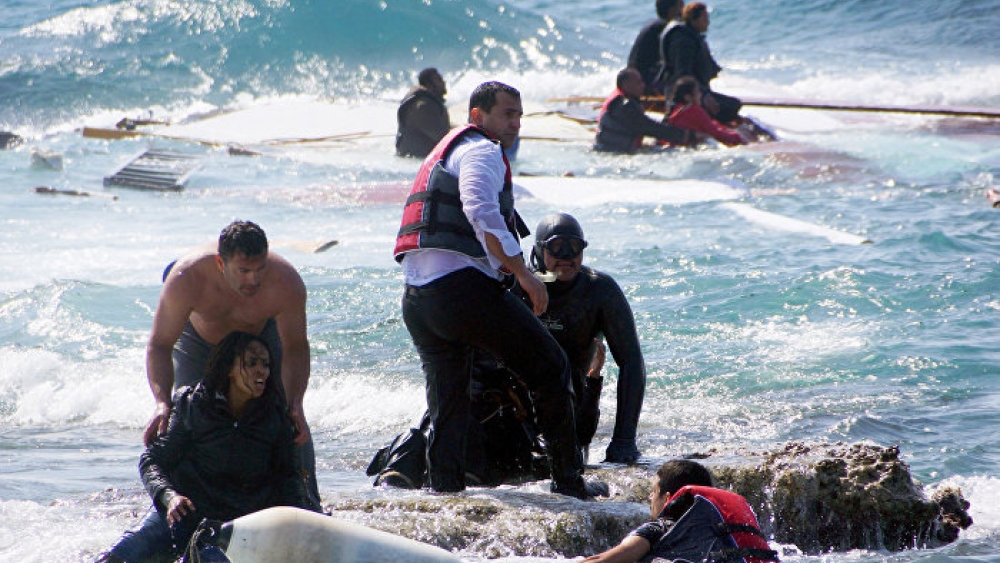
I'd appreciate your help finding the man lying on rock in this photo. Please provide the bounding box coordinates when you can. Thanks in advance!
[582,459,780,563]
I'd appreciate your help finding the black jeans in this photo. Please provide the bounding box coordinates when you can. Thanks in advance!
[402,267,583,492]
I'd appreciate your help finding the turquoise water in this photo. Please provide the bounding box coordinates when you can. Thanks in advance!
[2,1,1000,561]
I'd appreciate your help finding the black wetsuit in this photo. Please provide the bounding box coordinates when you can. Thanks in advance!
[368,266,646,487]
[530,266,646,462]
[659,23,742,124]
[627,18,670,94]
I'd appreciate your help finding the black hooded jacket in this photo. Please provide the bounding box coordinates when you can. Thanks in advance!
[140,383,312,524]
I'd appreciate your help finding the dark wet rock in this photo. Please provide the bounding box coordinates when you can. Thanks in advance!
[324,442,972,558]
[713,442,972,553]
[1,131,24,149]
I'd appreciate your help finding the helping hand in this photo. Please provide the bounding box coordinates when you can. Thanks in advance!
[142,403,171,447]
[288,404,311,446]
[517,270,549,315]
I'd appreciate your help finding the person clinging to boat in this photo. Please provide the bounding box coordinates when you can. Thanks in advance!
[369,213,646,489]
[143,220,321,509]
[668,76,751,146]
[594,67,692,153]
[394,80,605,499]
[396,67,452,158]
[580,460,780,563]
[96,331,321,563]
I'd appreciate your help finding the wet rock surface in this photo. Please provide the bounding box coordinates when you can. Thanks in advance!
[323,442,972,558]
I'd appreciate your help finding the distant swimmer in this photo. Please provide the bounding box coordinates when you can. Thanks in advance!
[396,67,451,158]
[594,67,692,153]
[627,0,685,95]
[656,2,743,124]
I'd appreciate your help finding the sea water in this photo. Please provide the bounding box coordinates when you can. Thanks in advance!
[2,0,1000,561]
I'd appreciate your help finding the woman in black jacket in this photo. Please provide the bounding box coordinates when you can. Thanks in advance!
[97,331,316,563]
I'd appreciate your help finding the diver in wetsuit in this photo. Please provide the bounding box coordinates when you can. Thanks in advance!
[368,213,646,488]
[525,213,646,463]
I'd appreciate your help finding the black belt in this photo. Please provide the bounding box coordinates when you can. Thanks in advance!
[405,267,503,298]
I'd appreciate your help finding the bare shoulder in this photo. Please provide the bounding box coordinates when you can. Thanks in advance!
[266,252,307,296]
[163,248,217,292]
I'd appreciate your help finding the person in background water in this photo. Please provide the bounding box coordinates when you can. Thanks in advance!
[96,332,318,563]
[368,213,646,489]
[594,67,692,153]
[581,460,780,563]
[657,2,743,124]
[396,67,451,158]
[627,0,685,96]
[393,80,603,499]
[668,76,749,146]
[143,220,321,510]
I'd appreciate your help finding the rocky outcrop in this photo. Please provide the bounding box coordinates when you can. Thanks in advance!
[324,442,972,558]
[713,442,972,553]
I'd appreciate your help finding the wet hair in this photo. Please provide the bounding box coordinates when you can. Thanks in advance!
[468,81,520,116]
[418,67,440,88]
[683,2,707,25]
[218,220,268,262]
[656,0,683,20]
[671,76,700,105]
[656,459,714,497]
[617,68,640,90]
[203,331,275,397]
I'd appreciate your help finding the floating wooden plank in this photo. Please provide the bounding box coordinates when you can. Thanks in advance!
[545,96,1000,119]
[274,239,340,253]
[32,186,118,200]
[103,149,203,191]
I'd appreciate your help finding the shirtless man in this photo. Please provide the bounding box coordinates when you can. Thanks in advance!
[143,220,319,507]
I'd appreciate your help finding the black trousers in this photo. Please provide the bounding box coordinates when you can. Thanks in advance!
[402,267,583,492]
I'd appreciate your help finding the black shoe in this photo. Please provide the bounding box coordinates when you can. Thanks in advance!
[586,480,610,497]
[551,478,609,500]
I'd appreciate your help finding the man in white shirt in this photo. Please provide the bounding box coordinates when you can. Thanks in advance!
[392,81,600,499]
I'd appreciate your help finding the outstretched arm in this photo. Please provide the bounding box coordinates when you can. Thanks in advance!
[601,281,646,464]
[580,535,650,563]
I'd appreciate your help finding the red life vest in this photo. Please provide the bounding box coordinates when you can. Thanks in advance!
[393,124,526,263]
[653,485,779,563]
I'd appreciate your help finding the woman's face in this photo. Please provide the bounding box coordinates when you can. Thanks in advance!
[229,340,270,402]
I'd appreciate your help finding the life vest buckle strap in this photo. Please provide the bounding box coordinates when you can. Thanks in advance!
[713,522,766,539]
[405,188,462,208]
